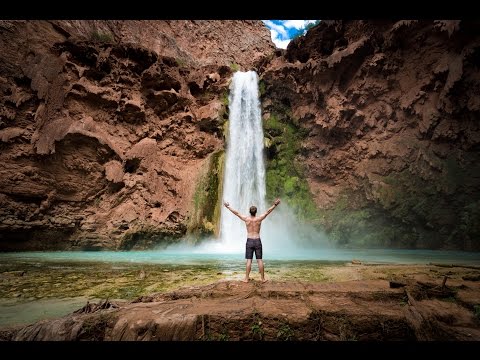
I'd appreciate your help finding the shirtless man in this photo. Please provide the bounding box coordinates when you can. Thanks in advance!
[223,199,281,283]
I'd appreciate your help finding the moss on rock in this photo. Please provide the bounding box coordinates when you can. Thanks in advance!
[317,161,480,250]
[119,224,185,250]
[263,113,318,222]
[188,150,224,237]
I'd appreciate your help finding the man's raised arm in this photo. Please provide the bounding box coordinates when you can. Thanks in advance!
[224,201,247,221]
[258,198,281,221]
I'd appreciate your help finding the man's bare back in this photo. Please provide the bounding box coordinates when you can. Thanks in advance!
[223,199,281,236]
[244,217,263,239]
[223,199,281,283]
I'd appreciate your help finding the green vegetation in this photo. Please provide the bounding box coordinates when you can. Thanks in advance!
[317,173,438,248]
[317,191,401,248]
[260,103,479,249]
[263,113,318,222]
[217,332,229,341]
[198,90,214,103]
[120,224,184,250]
[230,63,240,72]
[443,155,466,194]
[258,80,266,97]
[175,58,187,68]
[0,260,226,301]
[89,30,114,43]
[188,150,224,237]
[250,310,265,340]
[456,200,480,246]
[220,91,229,107]
[376,164,477,249]
[222,120,229,141]
[251,322,264,340]
[474,305,480,320]
[316,151,480,249]
[267,116,476,250]
[219,91,230,140]
[379,170,442,226]
[277,323,294,341]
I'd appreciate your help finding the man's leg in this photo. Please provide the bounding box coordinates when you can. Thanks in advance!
[257,259,267,282]
[243,259,252,282]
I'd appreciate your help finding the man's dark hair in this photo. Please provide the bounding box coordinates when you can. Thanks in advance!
[249,206,257,216]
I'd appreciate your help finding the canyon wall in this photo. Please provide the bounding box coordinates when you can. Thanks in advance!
[261,20,480,250]
[1,19,479,251]
[0,20,274,250]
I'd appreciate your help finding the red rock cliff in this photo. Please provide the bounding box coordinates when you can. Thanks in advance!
[0,20,274,250]
[261,20,480,250]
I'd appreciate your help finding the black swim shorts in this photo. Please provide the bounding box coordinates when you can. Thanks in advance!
[245,238,262,259]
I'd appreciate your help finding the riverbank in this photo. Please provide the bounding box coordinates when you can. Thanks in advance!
[1,262,479,340]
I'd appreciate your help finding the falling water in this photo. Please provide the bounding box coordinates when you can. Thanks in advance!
[219,71,267,252]
[195,70,327,257]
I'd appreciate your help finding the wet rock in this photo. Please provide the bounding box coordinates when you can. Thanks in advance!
[6,277,480,341]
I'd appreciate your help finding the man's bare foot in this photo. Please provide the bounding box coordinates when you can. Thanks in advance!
[241,278,249,283]
[261,279,268,283]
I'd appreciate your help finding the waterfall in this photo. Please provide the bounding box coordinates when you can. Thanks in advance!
[219,71,266,252]
[167,70,327,257]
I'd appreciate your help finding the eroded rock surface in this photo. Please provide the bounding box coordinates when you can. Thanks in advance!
[261,20,480,250]
[3,272,480,341]
[0,20,274,250]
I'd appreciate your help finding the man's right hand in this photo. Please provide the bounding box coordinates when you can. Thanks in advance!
[274,198,281,206]
[224,201,229,208]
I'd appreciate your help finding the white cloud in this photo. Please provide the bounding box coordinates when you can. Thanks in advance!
[263,20,288,38]
[263,20,319,49]
[273,38,291,49]
[282,20,317,30]
[268,27,290,49]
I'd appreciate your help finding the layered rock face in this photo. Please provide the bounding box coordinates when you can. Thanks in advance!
[0,20,274,250]
[2,20,478,252]
[47,20,273,69]
[261,20,480,250]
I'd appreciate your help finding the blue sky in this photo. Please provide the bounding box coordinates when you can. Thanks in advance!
[262,20,319,49]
